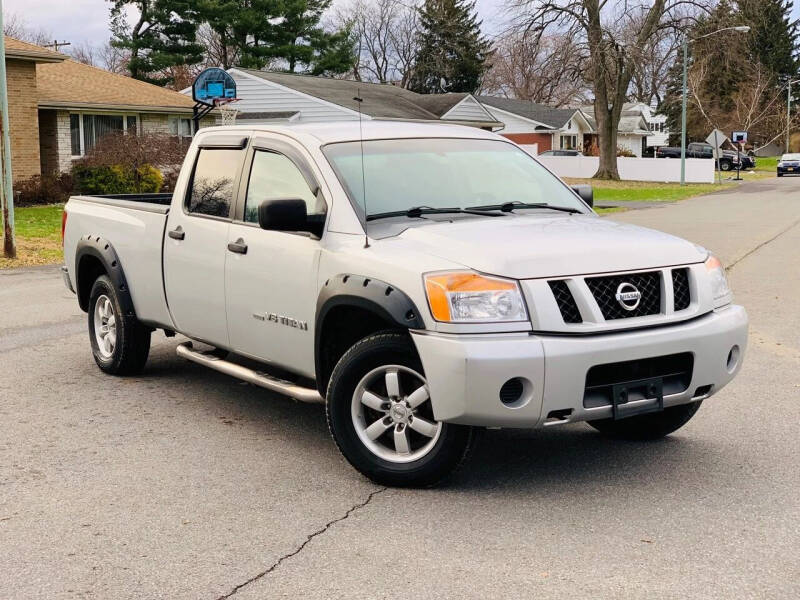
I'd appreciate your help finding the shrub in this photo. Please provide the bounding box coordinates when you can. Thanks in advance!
[13,172,74,206]
[73,164,164,195]
[616,146,636,157]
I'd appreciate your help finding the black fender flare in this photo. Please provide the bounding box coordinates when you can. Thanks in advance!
[74,235,135,317]
[314,274,425,388]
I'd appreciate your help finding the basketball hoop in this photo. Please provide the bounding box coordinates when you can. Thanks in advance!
[215,98,240,126]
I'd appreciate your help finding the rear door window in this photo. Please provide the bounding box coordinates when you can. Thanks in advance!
[186,149,243,218]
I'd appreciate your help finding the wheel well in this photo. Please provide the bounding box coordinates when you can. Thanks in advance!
[77,254,107,312]
[317,305,403,395]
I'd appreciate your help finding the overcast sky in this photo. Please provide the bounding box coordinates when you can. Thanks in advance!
[3,0,800,51]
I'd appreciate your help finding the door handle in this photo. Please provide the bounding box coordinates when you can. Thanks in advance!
[168,226,185,240]
[227,238,248,254]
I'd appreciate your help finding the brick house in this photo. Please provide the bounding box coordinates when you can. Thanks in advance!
[3,36,201,186]
[477,96,595,155]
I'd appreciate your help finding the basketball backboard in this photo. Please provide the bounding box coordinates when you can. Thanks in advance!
[192,68,237,106]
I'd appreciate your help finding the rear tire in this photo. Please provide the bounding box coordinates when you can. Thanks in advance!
[326,332,474,487]
[587,401,702,440]
[720,160,732,171]
[88,275,151,375]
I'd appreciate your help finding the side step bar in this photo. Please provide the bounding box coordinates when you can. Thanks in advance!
[176,342,324,404]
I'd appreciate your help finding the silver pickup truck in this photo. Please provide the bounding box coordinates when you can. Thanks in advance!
[62,122,748,487]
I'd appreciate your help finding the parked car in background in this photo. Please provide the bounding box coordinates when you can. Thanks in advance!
[656,142,738,171]
[777,153,800,176]
[722,149,755,170]
[539,149,584,157]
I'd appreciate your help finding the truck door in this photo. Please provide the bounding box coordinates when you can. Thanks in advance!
[224,140,325,378]
[163,138,247,347]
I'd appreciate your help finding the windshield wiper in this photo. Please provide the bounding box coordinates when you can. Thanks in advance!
[367,205,505,221]
[471,201,583,215]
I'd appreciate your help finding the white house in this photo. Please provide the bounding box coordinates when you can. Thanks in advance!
[202,69,502,129]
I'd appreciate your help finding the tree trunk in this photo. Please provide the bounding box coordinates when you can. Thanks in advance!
[593,104,620,179]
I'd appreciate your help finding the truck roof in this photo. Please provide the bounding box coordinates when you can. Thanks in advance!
[195,120,501,145]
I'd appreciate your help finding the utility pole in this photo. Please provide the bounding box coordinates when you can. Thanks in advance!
[0,2,17,259]
[787,80,799,154]
[44,40,71,52]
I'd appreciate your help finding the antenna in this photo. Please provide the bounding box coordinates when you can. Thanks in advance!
[354,91,369,248]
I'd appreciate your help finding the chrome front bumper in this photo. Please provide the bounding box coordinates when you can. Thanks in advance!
[411,305,748,428]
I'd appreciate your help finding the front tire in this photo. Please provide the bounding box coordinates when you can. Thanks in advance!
[587,400,702,440]
[326,332,474,487]
[88,275,151,375]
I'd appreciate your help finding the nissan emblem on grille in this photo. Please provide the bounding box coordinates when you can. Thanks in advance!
[615,282,642,311]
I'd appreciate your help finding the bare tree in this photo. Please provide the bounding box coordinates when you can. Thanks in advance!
[688,49,798,152]
[66,41,130,75]
[196,23,240,70]
[3,12,51,45]
[510,0,709,179]
[482,30,588,106]
[628,23,682,106]
[335,0,419,87]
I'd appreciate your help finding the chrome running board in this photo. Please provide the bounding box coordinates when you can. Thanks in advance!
[176,342,324,404]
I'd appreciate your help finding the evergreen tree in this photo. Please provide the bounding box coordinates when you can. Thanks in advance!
[273,0,355,74]
[739,0,799,83]
[198,0,354,74]
[109,0,204,86]
[408,0,491,94]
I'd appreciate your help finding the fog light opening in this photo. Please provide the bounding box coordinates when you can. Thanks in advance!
[499,377,532,409]
[726,345,741,373]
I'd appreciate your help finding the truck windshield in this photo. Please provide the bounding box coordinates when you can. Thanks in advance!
[322,138,589,219]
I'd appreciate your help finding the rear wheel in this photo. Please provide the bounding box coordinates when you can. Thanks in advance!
[720,160,732,171]
[326,332,474,487]
[587,400,702,440]
[88,275,151,375]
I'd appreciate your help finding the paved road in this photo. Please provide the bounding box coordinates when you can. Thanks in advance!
[2,177,799,599]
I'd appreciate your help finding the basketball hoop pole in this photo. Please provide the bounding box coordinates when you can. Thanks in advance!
[0,3,17,259]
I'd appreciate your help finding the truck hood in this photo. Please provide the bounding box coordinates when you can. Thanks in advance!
[392,214,706,279]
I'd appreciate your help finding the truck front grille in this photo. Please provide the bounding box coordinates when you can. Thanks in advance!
[548,280,583,323]
[583,352,694,408]
[672,268,691,311]
[585,271,661,320]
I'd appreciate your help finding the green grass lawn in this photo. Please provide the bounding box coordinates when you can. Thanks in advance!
[0,204,64,268]
[755,156,779,172]
[563,178,736,204]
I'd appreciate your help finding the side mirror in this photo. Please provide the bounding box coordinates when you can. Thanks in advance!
[571,184,593,208]
[258,198,309,232]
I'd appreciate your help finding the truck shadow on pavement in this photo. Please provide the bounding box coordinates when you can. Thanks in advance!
[148,340,723,496]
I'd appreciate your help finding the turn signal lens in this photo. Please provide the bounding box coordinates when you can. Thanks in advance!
[705,254,732,307]
[424,271,528,323]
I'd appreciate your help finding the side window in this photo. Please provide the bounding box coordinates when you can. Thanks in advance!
[244,150,320,223]
[186,148,242,218]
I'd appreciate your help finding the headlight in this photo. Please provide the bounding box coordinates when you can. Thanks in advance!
[424,271,528,323]
[705,254,732,307]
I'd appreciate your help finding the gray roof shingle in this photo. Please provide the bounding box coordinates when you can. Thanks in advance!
[476,96,579,129]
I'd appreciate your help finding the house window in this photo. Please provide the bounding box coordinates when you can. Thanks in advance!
[560,135,578,150]
[69,112,139,156]
[69,114,81,155]
[169,116,194,138]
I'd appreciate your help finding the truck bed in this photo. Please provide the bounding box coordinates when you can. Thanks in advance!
[64,194,175,329]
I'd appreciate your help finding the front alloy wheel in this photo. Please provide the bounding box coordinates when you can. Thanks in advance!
[326,332,474,487]
[352,365,443,463]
